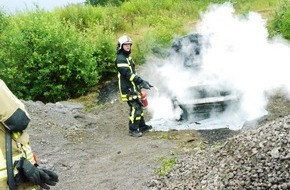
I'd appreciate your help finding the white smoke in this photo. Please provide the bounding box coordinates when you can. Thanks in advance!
[141,3,290,131]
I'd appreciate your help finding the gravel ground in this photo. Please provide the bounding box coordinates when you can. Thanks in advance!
[22,91,290,190]
[149,93,290,190]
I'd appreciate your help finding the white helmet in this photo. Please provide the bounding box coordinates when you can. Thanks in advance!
[117,35,132,51]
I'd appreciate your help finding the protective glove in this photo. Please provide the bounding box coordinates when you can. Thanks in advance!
[15,157,59,190]
[140,80,153,90]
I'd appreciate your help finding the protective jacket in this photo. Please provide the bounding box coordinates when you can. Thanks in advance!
[0,128,38,190]
[115,50,143,101]
[116,50,149,131]
[0,79,38,190]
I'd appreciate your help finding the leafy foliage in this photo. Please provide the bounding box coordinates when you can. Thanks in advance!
[0,11,8,34]
[90,28,116,79]
[85,0,126,6]
[0,11,99,102]
[0,0,286,102]
[268,0,290,40]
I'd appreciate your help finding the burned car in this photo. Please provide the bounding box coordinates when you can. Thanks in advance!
[168,33,240,121]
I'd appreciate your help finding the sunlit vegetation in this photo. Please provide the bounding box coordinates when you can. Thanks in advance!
[0,0,288,102]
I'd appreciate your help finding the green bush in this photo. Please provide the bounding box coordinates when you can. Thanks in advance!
[85,0,126,6]
[268,1,290,40]
[0,0,286,103]
[0,11,99,102]
[89,27,116,79]
[56,5,125,34]
[0,11,8,34]
[56,5,104,31]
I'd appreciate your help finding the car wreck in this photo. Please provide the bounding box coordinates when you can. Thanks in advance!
[168,33,240,122]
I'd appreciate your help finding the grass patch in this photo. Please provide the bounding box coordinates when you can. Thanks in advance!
[68,92,98,111]
[156,156,176,176]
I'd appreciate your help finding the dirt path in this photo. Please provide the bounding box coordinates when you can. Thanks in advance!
[24,100,179,190]
[23,91,290,190]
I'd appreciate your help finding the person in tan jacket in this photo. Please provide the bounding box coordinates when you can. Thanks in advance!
[0,79,58,190]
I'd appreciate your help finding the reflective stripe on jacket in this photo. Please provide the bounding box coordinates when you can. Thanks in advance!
[115,51,143,101]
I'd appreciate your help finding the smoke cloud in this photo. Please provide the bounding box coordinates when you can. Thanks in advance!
[141,3,290,131]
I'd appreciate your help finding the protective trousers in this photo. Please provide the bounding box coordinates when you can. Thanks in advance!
[127,100,143,131]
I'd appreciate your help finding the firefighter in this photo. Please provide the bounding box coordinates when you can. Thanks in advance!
[0,79,58,190]
[115,35,153,137]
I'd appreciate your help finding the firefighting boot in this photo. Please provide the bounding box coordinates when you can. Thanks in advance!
[139,125,152,133]
[129,130,143,137]
[139,117,152,133]
[129,121,143,137]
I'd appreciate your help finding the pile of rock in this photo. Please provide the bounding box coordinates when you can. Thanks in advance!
[149,115,290,190]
